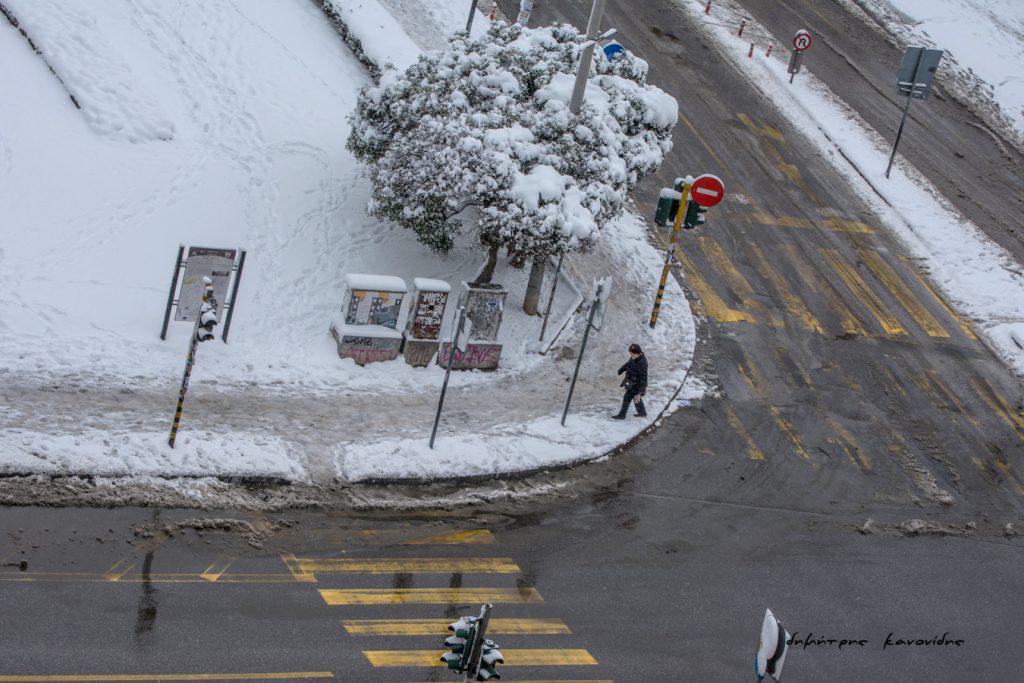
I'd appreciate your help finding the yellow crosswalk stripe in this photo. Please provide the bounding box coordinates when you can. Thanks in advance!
[766,406,812,461]
[280,554,317,583]
[674,246,752,323]
[820,216,875,234]
[200,555,235,582]
[363,649,598,667]
[898,257,977,339]
[342,618,570,636]
[746,243,824,333]
[320,587,543,605]
[723,406,765,461]
[826,417,871,471]
[697,236,758,301]
[402,530,496,545]
[968,375,1024,438]
[821,249,906,336]
[857,248,949,338]
[0,674,333,682]
[782,243,865,336]
[295,557,519,574]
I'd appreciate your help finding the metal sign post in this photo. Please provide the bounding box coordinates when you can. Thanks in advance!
[649,179,691,328]
[787,50,803,83]
[160,245,246,342]
[465,0,479,34]
[429,301,468,449]
[561,280,605,426]
[168,278,217,448]
[569,0,609,114]
[538,254,564,342]
[886,46,943,178]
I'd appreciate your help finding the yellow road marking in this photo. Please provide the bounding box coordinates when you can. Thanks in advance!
[782,244,865,336]
[857,249,949,338]
[342,618,570,636]
[697,235,780,326]
[678,110,730,170]
[102,559,134,582]
[738,113,824,204]
[766,406,812,461]
[738,113,785,144]
[821,249,906,336]
[0,572,308,583]
[723,406,765,460]
[320,587,543,605]
[775,347,812,388]
[729,210,874,233]
[364,649,598,667]
[747,243,824,333]
[992,459,1024,495]
[280,554,317,583]
[968,375,1024,438]
[295,557,519,574]
[674,247,752,323]
[403,530,496,545]
[200,555,235,583]
[820,216,875,234]
[826,417,871,471]
[0,674,333,682]
[898,257,977,339]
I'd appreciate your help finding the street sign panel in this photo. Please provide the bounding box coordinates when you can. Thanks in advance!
[603,41,625,62]
[792,30,811,52]
[897,46,943,99]
[787,50,804,75]
[690,174,725,207]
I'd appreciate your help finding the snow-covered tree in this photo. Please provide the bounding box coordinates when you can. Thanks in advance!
[347,21,677,307]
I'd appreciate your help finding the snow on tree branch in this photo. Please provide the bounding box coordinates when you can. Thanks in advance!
[347,21,677,260]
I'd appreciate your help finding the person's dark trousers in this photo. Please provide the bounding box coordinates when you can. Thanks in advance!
[615,389,644,418]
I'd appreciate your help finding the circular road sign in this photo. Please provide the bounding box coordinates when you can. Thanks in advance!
[793,30,812,52]
[603,41,626,62]
[690,174,725,208]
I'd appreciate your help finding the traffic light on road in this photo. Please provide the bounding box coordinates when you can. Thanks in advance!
[196,300,218,342]
[477,639,504,680]
[683,200,707,229]
[441,616,478,673]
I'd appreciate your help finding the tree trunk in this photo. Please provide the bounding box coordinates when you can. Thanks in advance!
[475,244,499,284]
[523,257,547,315]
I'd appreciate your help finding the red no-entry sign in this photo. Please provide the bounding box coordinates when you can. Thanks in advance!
[793,30,812,51]
[690,174,725,207]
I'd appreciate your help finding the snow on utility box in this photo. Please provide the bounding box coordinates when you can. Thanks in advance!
[403,278,451,367]
[437,282,506,371]
[329,274,407,365]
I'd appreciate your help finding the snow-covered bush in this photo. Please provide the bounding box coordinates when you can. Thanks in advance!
[347,21,677,269]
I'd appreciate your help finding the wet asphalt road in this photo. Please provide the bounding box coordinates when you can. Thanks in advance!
[2,0,1024,681]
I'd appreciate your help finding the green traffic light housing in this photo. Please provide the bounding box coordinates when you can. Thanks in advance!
[683,200,707,229]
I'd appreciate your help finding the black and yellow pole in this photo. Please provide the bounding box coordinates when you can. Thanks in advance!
[168,278,213,448]
[649,180,691,328]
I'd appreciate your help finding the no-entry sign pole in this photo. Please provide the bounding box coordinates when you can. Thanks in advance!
[430,303,468,449]
[649,180,691,328]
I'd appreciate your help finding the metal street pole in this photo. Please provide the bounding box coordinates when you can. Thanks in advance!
[561,282,602,426]
[430,303,468,448]
[885,94,913,178]
[466,0,479,34]
[538,254,564,342]
[649,181,691,328]
[168,278,213,448]
[462,603,492,683]
[160,244,185,340]
[569,0,607,114]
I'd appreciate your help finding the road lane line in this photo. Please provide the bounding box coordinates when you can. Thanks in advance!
[677,110,730,170]
[697,235,781,326]
[280,554,317,583]
[782,244,866,336]
[820,216,875,234]
[342,618,570,636]
[320,587,544,605]
[821,249,906,336]
[200,555,235,582]
[766,406,812,461]
[363,649,598,667]
[898,257,977,340]
[723,406,765,461]
[746,243,825,333]
[857,248,949,338]
[295,557,519,574]
[0,674,334,682]
[674,247,752,323]
[826,417,871,471]
[102,559,134,582]
[402,530,496,545]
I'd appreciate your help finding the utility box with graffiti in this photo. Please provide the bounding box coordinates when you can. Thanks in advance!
[329,274,407,365]
[402,278,451,367]
[437,281,507,371]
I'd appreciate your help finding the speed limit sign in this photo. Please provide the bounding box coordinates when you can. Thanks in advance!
[793,30,812,51]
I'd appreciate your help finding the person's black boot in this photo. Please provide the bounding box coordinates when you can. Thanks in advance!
[613,394,631,419]
[635,399,647,417]
[611,412,626,420]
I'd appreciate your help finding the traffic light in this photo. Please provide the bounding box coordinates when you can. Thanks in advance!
[654,187,682,227]
[196,300,218,342]
[441,616,477,673]
[477,639,504,680]
[682,200,707,229]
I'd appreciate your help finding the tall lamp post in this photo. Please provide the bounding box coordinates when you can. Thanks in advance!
[569,0,612,114]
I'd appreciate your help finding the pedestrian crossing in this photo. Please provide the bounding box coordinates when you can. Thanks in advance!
[665,218,972,343]
[294,528,606,681]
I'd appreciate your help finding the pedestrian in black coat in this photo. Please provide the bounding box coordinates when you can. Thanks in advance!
[613,343,648,419]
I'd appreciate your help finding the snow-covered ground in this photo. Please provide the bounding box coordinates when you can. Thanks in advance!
[0,0,696,491]
[841,0,1024,150]
[678,0,1024,377]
